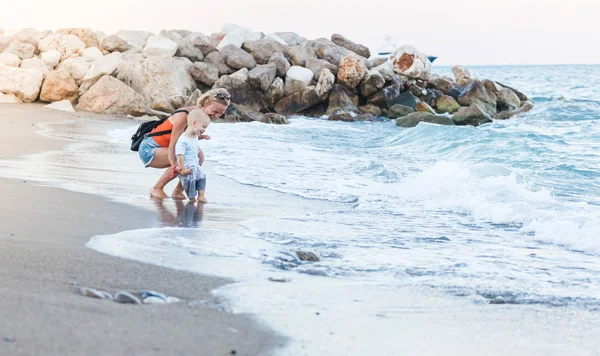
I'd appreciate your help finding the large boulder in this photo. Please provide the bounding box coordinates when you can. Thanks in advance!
[38,34,86,61]
[175,33,205,62]
[328,109,354,122]
[284,65,314,96]
[435,95,461,113]
[396,112,454,127]
[262,113,289,124]
[189,62,219,86]
[390,45,431,81]
[40,69,78,103]
[0,36,10,53]
[44,99,75,112]
[40,50,61,70]
[359,68,385,97]
[114,30,154,51]
[496,82,528,102]
[288,42,316,66]
[274,86,322,114]
[387,104,414,119]
[326,84,359,114]
[316,68,335,97]
[20,58,49,78]
[56,28,99,48]
[457,80,497,116]
[494,100,534,120]
[0,64,44,103]
[274,32,304,46]
[452,65,472,85]
[242,38,288,64]
[248,63,277,92]
[76,75,148,115]
[222,45,256,69]
[192,36,218,57]
[8,28,43,53]
[79,52,123,95]
[213,68,266,111]
[452,103,492,126]
[359,105,382,117]
[374,60,394,81]
[415,102,436,114]
[4,42,35,60]
[0,53,21,67]
[265,77,285,109]
[305,57,338,80]
[497,87,521,112]
[268,52,291,77]
[0,92,23,104]
[204,51,235,76]
[83,47,103,62]
[56,57,90,85]
[143,35,178,57]
[243,32,265,43]
[101,35,128,52]
[217,33,244,51]
[367,85,401,108]
[428,77,454,95]
[337,53,367,89]
[331,34,370,58]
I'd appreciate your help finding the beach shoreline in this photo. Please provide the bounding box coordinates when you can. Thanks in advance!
[0,103,284,355]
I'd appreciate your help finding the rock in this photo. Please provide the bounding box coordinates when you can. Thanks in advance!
[262,113,288,124]
[496,82,528,102]
[143,35,178,57]
[482,79,502,96]
[374,60,394,82]
[248,63,277,92]
[370,57,387,67]
[56,28,99,48]
[428,77,454,95]
[159,30,182,43]
[328,109,354,122]
[387,104,414,119]
[76,75,148,116]
[355,113,374,121]
[331,34,370,58]
[274,86,322,114]
[494,100,534,120]
[274,32,304,46]
[457,80,497,116]
[175,33,205,62]
[151,98,175,112]
[223,103,261,122]
[20,58,49,78]
[415,102,436,114]
[79,52,123,95]
[204,51,235,76]
[38,34,86,61]
[0,64,43,103]
[209,33,225,48]
[243,32,264,43]
[222,45,256,69]
[497,87,521,112]
[56,57,90,85]
[390,45,431,81]
[114,30,154,51]
[265,77,285,109]
[189,62,219,86]
[265,33,288,46]
[0,53,21,67]
[436,95,461,113]
[452,65,472,84]
[217,33,244,51]
[79,287,112,300]
[242,38,288,64]
[296,251,320,262]
[305,58,338,80]
[337,54,367,89]
[367,85,401,108]
[359,104,382,117]
[0,92,23,104]
[43,99,75,112]
[326,84,359,114]
[268,52,291,77]
[83,47,103,62]
[284,65,314,96]
[192,36,218,57]
[0,36,8,53]
[359,69,385,97]
[95,31,107,44]
[396,112,455,127]
[288,42,316,67]
[101,35,128,52]
[184,89,202,106]
[142,296,166,304]
[8,28,43,53]
[213,68,266,111]
[315,43,362,68]
[113,291,142,304]
[315,68,335,97]
[452,103,493,126]
[4,42,35,59]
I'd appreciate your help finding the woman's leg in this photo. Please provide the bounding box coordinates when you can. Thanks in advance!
[147,148,175,199]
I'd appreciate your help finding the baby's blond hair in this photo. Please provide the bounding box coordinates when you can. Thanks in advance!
[187,109,210,126]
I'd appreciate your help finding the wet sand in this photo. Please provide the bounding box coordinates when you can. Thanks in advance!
[0,103,283,355]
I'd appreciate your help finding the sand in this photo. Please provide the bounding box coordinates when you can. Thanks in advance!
[0,103,283,356]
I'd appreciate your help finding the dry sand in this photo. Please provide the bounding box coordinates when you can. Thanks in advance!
[0,103,283,356]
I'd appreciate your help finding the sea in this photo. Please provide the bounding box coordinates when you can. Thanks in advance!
[2,65,599,355]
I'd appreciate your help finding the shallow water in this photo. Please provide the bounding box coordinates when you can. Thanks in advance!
[2,65,600,355]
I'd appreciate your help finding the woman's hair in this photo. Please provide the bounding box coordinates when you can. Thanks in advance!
[197,88,231,108]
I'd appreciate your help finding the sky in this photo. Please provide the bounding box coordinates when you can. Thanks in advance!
[1,0,598,66]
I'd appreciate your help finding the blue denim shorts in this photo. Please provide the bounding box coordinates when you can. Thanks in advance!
[138,136,162,167]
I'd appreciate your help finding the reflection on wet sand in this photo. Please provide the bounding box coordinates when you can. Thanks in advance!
[151,198,205,228]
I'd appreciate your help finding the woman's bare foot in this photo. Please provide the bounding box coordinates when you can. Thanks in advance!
[150,187,169,199]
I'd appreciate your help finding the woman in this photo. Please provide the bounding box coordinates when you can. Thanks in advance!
[138,88,231,199]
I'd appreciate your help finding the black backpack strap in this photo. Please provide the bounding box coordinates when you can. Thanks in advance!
[148,129,172,137]
[172,109,190,115]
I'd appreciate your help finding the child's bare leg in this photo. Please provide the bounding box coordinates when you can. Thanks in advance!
[197,190,208,203]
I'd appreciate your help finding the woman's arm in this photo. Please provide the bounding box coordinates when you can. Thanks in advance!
[167,113,188,166]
